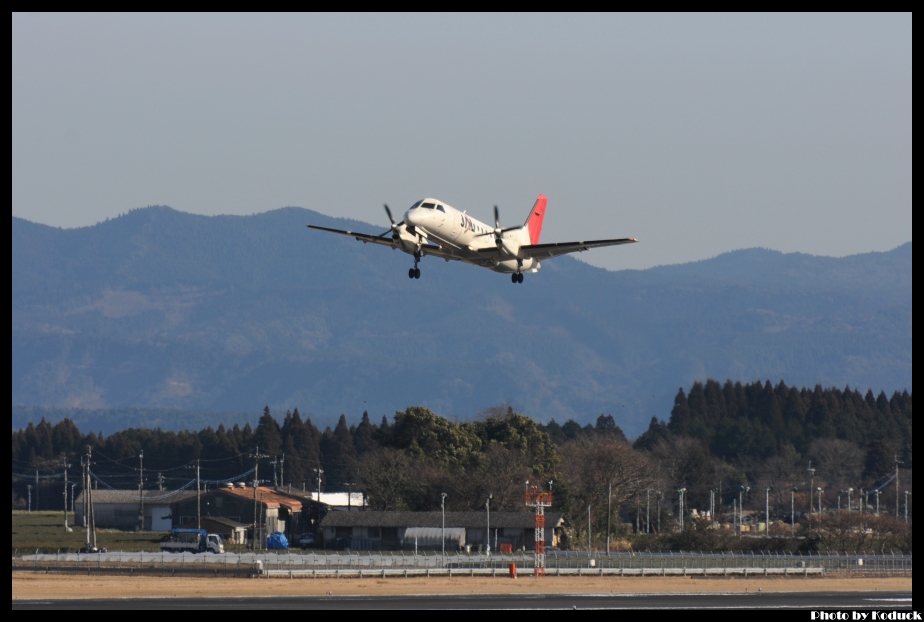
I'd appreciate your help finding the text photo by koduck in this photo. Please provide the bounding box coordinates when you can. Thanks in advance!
[811,613,919,620]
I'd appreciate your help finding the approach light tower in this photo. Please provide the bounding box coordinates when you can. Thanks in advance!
[525,481,553,577]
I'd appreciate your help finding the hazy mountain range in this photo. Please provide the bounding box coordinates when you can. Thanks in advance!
[12,207,911,436]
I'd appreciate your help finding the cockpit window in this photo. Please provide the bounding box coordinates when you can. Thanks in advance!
[420,202,436,209]
[436,205,445,213]
[410,200,423,209]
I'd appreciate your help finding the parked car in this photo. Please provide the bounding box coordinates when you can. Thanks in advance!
[297,533,316,548]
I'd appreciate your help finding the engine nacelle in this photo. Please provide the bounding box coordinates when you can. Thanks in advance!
[393,228,418,254]
[497,236,521,258]
[495,257,538,273]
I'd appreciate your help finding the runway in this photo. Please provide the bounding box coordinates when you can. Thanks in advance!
[12,591,914,610]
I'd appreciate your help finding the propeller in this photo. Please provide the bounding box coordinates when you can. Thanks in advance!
[475,205,519,241]
[377,204,407,239]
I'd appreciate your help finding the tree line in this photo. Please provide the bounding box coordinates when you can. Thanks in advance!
[12,381,912,552]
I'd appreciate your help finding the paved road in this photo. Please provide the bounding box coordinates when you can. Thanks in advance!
[12,591,914,609]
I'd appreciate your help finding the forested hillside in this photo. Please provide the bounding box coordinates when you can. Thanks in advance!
[11,207,912,435]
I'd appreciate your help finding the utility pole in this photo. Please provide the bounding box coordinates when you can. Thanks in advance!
[739,486,749,535]
[808,464,815,514]
[157,473,165,491]
[817,488,823,514]
[81,456,88,527]
[895,457,902,518]
[678,488,686,531]
[904,491,910,524]
[847,487,853,513]
[485,493,492,555]
[272,456,278,487]
[313,468,324,503]
[69,483,75,515]
[587,505,592,555]
[873,489,880,516]
[196,460,201,531]
[765,487,771,538]
[657,491,662,534]
[344,482,356,511]
[251,447,267,549]
[280,454,284,488]
[791,488,796,538]
[606,483,611,555]
[26,485,32,513]
[733,498,737,535]
[138,450,144,532]
[62,460,71,531]
[441,492,447,564]
[646,489,650,535]
[84,446,97,550]
[35,470,39,511]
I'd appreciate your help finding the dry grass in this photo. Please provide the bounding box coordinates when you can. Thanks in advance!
[12,573,912,600]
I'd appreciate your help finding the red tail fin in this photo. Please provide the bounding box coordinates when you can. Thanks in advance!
[525,194,547,245]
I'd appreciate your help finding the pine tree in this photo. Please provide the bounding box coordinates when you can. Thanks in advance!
[353,411,377,455]
[252,406,282,455]
[667,387,692,435]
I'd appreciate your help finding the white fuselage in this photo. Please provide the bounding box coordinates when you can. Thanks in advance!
[401,198,537,273]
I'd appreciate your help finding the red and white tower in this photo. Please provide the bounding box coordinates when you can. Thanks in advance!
[525,483,553,577]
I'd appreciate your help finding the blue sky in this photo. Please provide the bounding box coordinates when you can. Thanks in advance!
[12,13,911,270]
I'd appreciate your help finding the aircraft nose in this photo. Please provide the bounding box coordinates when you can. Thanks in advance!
[405,210,421,226]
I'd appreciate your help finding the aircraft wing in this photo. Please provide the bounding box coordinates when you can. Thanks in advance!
[307,224,399,248]
[307,224,456,258]
[520,237,638,260]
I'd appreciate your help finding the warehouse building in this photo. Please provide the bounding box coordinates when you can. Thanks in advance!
[74,489,197,531]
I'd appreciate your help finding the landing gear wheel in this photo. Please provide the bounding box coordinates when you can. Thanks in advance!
[517,273,524,283]
[511,273,518,284]
[408,268,415,279]
[414,268,421,279]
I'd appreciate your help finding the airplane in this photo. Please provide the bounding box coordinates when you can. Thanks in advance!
[307,195,637,283]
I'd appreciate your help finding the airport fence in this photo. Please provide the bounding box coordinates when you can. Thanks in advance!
[11,549,911,578]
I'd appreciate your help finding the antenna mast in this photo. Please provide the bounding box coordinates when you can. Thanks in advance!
[525,481,553,577]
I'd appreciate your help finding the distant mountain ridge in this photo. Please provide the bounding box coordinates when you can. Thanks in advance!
[11,207,911,435]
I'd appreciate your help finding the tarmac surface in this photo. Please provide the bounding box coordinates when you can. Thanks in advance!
[12,591,914,609]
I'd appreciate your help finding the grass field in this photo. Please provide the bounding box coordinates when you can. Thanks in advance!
[12,511,167,554]
[11,574,913,600]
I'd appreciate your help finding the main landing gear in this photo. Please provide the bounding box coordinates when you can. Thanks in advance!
[511,272,524,284]
[408,251,421,279]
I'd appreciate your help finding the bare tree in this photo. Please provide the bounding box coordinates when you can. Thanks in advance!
[650,436,721,511]
[759,446,804,509]
[560,437,653,542]
[809,439,864,490]
[356,448,422,511]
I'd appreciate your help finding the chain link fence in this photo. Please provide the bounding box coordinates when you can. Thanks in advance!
[12,549,911,577]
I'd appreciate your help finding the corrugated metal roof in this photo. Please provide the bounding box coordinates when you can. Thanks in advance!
[217,486,303,512]
[320,511,563,529]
